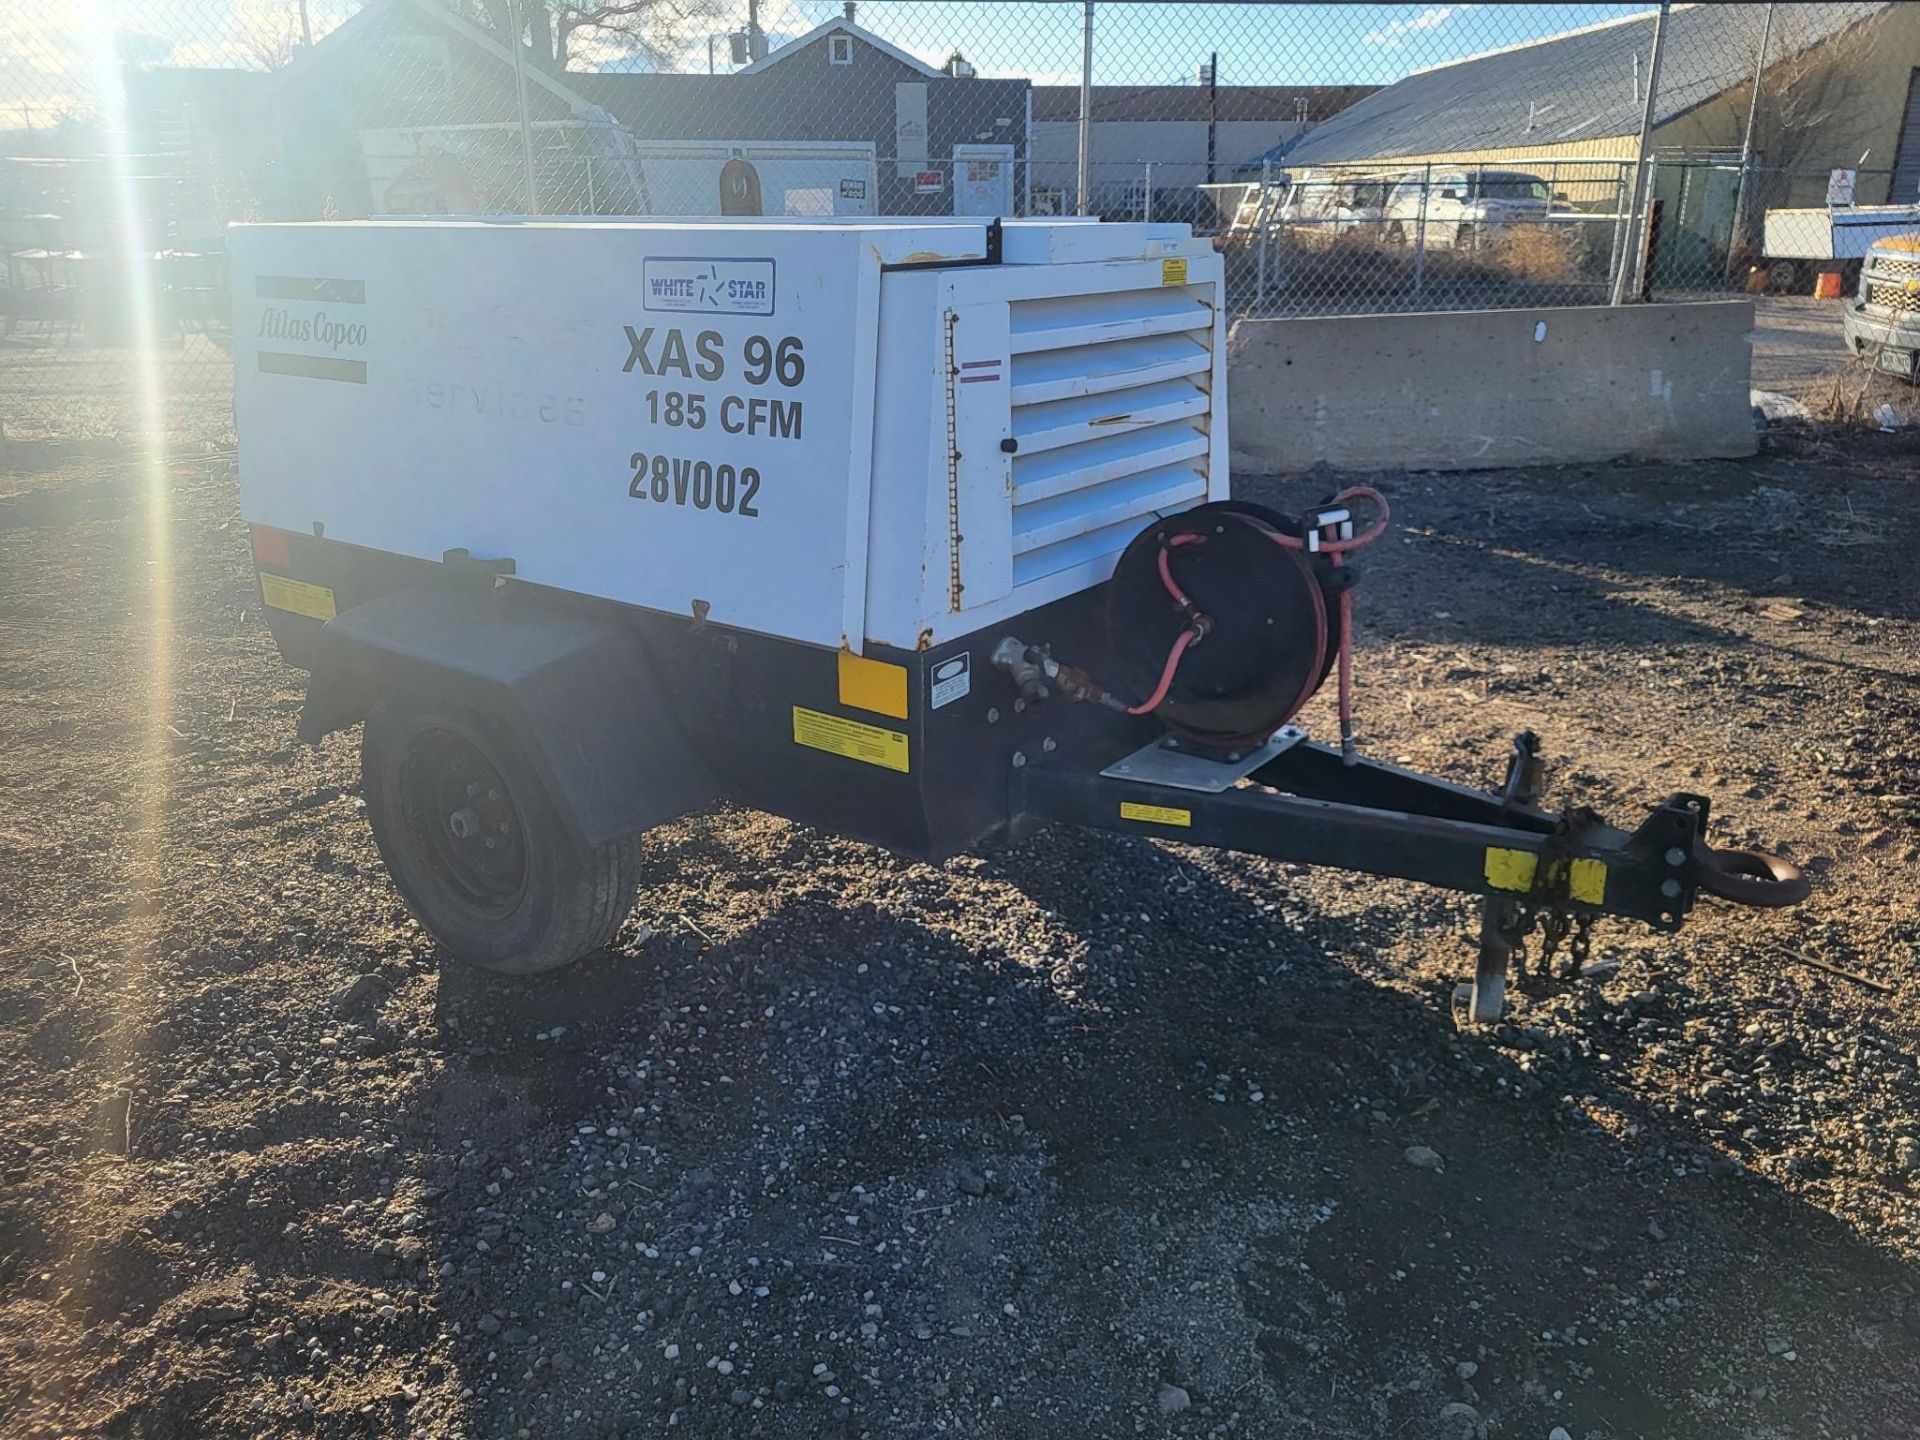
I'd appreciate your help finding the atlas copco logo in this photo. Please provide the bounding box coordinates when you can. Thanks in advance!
[642,257,775,316]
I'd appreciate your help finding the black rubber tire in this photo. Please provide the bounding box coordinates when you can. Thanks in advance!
[361,695,642,974]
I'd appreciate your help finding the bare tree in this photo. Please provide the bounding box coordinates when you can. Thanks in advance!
[233,10,306,70]
[1687,7,1883,187]
[469,0,726,70]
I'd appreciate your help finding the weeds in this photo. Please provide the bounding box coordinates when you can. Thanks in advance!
[1807,358,1920,428]
[1487,223,1589,284]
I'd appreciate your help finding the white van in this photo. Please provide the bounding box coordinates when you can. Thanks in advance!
[1279,171,1393,246]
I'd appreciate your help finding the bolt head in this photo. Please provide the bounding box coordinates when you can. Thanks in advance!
[1042,737,1057,752]
[1011,752,1028,768]
[1665,847,1687,867]
[1661,878,1683,898]
[986,707,1000,724]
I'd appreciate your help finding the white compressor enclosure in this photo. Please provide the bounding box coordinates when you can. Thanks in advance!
[231,217,1227,653]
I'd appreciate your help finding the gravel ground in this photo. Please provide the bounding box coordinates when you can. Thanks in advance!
[2,420,1920,1440]
[0,336,233,449]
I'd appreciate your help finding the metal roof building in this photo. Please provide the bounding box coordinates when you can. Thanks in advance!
[1277,1,1920,210]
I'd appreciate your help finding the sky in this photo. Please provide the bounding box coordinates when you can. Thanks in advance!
[754,2,1646,88]
[2,1,1658,116]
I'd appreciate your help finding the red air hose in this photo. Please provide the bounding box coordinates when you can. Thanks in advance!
[1126,487,1392,758]
[1124,627,1197,716]
[1125,534,1208,715]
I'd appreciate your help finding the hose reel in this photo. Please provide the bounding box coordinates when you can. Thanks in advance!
[1108,488,1389,753]
[1107,500,1341,749]
[992,488,1388,756]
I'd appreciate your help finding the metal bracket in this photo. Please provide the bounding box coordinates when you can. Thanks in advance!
[1101,726,1306,794]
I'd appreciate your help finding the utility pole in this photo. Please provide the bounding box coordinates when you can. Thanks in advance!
[1727,1,1775,278]
[1205,51,1218,185]
[1610,0,1669,305]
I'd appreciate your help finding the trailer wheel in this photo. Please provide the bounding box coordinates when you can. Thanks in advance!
[361,697,642,974]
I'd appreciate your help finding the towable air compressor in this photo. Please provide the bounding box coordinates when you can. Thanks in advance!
[233,216,1806,1022]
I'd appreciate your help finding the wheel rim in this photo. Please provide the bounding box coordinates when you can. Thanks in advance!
[397,725,530,919]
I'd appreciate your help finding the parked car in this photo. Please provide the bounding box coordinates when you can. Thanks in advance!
[1382,169,1553,249]
[1842,231,1920,382]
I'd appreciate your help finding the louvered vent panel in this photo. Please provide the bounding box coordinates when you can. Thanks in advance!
[1007,284,1213,588]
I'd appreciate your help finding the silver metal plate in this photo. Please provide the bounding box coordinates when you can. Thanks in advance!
[1100,726,1307,794]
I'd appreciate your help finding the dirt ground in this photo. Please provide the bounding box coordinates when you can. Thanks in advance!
[3,415,1920,1440]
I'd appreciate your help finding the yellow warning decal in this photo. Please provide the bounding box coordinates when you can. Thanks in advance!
[1484,847,1607,905]
[837,650,909,720]
[259,573,337,621]
[792,706,909,773]
[1485,847,1536,891]
[1161,257,1189,287]
[1569,857,1608,905]
[1120,801,1192,829]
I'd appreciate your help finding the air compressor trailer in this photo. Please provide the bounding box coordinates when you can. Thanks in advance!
[233,216,1806,1021]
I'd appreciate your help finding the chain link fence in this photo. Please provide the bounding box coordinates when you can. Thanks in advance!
[3,1,1917,446]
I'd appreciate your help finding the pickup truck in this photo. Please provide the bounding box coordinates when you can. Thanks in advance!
[1842,231,1920,381]
[1381,169,1553,249]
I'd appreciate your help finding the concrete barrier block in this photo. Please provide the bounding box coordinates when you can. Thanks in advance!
[1227,301,1756,474]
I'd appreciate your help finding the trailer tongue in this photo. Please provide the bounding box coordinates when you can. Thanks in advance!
[233,215,1805,1019]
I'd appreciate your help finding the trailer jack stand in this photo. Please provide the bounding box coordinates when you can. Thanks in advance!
[1470,897,1526,1025]
[1016,730,1809,1023]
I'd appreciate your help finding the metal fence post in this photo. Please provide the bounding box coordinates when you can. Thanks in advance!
[506,0,540,214]
[1256,159,1272,304]
[1143,162,1153,222]
[1727,1,1776,279]
[1607,162,1629,287]
[1076,1,1094,217]
[1639,157,1661,299]
[1413,163,1430,297]
[1610,0,1670,303]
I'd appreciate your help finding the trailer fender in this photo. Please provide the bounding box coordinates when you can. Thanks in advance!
[299,588,718,847]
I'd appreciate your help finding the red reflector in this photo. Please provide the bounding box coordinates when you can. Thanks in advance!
[251,524,291,569]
